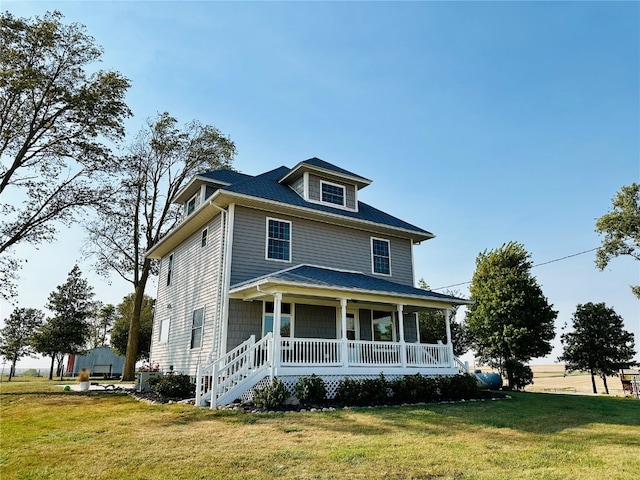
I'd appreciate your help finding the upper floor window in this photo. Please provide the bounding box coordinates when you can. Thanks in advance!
[266,218,291,262]
[371,238,391,275]
[166,253,174,286]
[320,180,345,207]
[186,193,200,216]
[190,307,204,349]
[201,228,208,247]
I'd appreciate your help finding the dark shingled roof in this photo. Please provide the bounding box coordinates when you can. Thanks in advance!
[297,157,370,182]
[231,265,468,304]
[199,169,253,185]
[218,166,432,236]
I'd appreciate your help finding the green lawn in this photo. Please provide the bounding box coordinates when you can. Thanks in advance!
[1,377,639,479]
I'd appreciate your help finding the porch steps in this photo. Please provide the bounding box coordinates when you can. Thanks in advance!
[196,333,273,408]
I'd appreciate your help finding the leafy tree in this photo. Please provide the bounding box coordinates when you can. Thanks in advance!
[559,302,636,394]
[87,302,116,349]
[0,307,45,381]
[85,112,235,380]
[417,280,470,356]
[0,11,131,301]
[466,242,557,389]
[110,294,155,362]
[595,183,640,298]
[32,265,94,380]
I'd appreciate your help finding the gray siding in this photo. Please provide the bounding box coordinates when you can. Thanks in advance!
[403,313,418,343]
[226,299,263,351]
[308,174,321,202]
[291,176,305,198]
[230,206,414,286]
[295,304,337,339]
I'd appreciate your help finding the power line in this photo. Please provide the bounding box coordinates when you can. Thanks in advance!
[431,247,600,291]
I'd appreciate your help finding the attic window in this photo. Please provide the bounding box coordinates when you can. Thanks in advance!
[186,193,200,216]
[320,181,345,207]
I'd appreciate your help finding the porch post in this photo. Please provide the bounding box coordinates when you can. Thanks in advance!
[273,292,282,371]
[445,308,455,367]
[397,304,406,367]
[340,298,348,366]
[415,312,421,343]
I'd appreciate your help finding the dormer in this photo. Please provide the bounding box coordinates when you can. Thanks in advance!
[172,169,253,218]
[279,157,371,212]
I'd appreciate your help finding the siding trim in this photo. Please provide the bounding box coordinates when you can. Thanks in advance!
[220,204,235,355]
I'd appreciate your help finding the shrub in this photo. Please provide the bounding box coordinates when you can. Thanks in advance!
[252,378,289,409]
[294,374,327,404]
[390,374,438,403]
[336,374,391,406]
[504,359,533,390]
[438,374,481,400]
[22,368,41,377]
[148,373,195,400]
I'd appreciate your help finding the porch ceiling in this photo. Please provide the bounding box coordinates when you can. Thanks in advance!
[229,265,472,310]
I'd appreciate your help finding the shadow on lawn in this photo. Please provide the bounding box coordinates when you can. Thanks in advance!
[361,391,640,436]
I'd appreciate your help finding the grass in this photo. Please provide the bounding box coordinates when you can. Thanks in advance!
[1,377,639,479]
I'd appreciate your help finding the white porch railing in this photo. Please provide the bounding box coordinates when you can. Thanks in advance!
[277,338,453,369]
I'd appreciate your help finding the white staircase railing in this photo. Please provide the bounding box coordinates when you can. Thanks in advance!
[454,356,469,374]
[196,332,273,408]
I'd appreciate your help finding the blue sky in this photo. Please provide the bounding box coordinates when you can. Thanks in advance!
[2,1,638,368]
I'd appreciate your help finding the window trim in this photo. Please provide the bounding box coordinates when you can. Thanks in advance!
[158,317,170,344]
[371,237,391,276]
[190,306,205,350]
[265,217,292,263]
[320,179,346,207]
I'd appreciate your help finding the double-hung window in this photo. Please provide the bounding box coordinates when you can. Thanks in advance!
[190,307,204,349]
[266,218,291,262]
[320,180,345,207]
[186,193,200,216]
[201,228,208,247]
[371,238,391,275]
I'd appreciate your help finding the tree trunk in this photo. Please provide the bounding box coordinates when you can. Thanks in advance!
[48,355,55,380]
[601,374,609,395]
[8,357,17,381]
[122,264,151,381]
[590,368,597,394]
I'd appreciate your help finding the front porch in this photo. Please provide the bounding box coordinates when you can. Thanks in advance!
[195,265,471,407]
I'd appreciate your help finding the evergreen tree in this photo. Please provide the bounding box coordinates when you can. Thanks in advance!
[559,302,636,394]
[0,308,45,380]
[466,242,557,389]
[32,265,94,379]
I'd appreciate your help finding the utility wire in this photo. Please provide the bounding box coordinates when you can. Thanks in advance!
[431,247,600,291]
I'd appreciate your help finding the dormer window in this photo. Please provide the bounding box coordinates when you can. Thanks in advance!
[186,193,200,216]
[320,180,346,207]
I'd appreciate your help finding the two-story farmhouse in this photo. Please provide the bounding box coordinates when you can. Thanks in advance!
[147,158,470,407]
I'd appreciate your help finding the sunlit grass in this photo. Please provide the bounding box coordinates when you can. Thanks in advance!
[2,378,639,479]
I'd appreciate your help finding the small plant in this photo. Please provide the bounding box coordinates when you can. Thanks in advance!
[148,373,195,400]
[252,378,289,409]
[138,362,160,372]
[77,369,90,382]
[294,374,327,404]
[390,374,438,403]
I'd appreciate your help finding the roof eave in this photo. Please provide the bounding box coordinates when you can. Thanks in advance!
[279,162,372,189]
